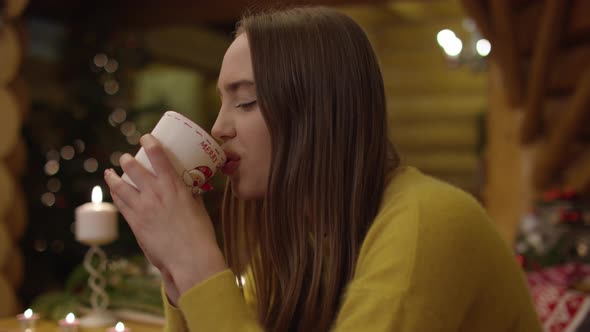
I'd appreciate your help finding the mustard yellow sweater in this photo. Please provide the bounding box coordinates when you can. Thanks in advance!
[163,166,542,331]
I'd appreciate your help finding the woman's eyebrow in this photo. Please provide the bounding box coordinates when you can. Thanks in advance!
[216,80,256,96]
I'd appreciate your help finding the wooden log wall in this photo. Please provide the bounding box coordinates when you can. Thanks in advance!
[0,0,30,315]
[339,2,487,197]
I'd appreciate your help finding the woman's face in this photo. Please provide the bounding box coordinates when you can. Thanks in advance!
[212,33,271,200]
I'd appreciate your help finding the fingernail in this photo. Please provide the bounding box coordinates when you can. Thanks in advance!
[140,134,153,145]
[120,154,132,163]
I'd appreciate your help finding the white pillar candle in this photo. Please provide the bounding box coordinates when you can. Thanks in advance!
[75,186,118,245]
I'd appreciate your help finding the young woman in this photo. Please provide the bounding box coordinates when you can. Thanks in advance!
[104,6,542,332]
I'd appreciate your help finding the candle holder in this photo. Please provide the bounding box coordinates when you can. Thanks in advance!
[82,245,114,324]
[106,321,130,332]
[58,313,80,332]
[16,308,40,331]
[75,186,119,327]
[76,245,117,327]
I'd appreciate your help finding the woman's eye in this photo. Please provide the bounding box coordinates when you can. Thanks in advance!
[236,100,257,110]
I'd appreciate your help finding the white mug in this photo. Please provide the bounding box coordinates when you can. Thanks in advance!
[122,111,226,194]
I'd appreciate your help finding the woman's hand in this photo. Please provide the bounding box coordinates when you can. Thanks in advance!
[104,134,227,302]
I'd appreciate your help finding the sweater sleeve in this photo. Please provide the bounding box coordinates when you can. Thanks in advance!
[177,269,263,331]
[162,286,189,332]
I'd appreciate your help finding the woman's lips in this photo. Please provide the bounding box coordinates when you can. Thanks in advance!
[221,159,240,175]
[221,151,241,175]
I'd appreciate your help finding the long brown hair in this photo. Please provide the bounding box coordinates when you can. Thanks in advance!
[221,6,399,331]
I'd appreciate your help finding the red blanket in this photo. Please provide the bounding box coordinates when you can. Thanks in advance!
[527,263,590,331]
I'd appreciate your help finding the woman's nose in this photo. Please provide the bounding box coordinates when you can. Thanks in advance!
[211,108,235,142]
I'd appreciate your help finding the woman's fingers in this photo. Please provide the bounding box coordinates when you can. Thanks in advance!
[140,134,178,185]
[104,169,139,210]
[119,153,157,191]
[110,190,136,224]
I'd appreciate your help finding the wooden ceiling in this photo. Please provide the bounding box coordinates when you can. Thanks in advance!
[26,0,391,27]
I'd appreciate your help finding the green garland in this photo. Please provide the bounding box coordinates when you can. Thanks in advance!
[31,255,163,321]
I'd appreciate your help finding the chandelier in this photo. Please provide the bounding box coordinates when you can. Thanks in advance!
[436,19,491,71]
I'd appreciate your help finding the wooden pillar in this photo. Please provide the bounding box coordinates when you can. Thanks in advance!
[484,61,537,243]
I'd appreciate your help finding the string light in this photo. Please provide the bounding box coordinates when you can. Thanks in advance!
[111,108,127,123]
[74,139,86,153]
[41,192,56,207]
[60,145,75,160]
[126,131,141,145]
[436,29,462,57]
[44,160,60,175]
[436,29,456,47]
[105,59,119,73]
[108,114,118,127]
[93,53,108,67]
[110,152,123,166]
[104,79,120,95]
[436,25,489,70]
[476,38,491,57]
[120,122,136,136]
[83,158,99,173]
[34,239,47,252]
[47,178,61,192]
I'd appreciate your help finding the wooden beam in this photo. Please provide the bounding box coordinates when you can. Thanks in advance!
[112,0,391,27]
[514,1,542,57]
[520,0,569,144]
[488,0,524,106]
[485,61,536,243]
[567,0,590,44]
[548,45,590,94]
[533,68,590,189]
[542,97,569,129]
[0,24,22,85]
[516,0,590,56]
[459,0,494,42]
[388,1,465,22]
[513,0,537,11]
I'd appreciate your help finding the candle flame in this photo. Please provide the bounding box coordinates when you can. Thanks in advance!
[24,309,33,319]
[91,186,103,203]
[66,313,75,323]
[115,322,125,332]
